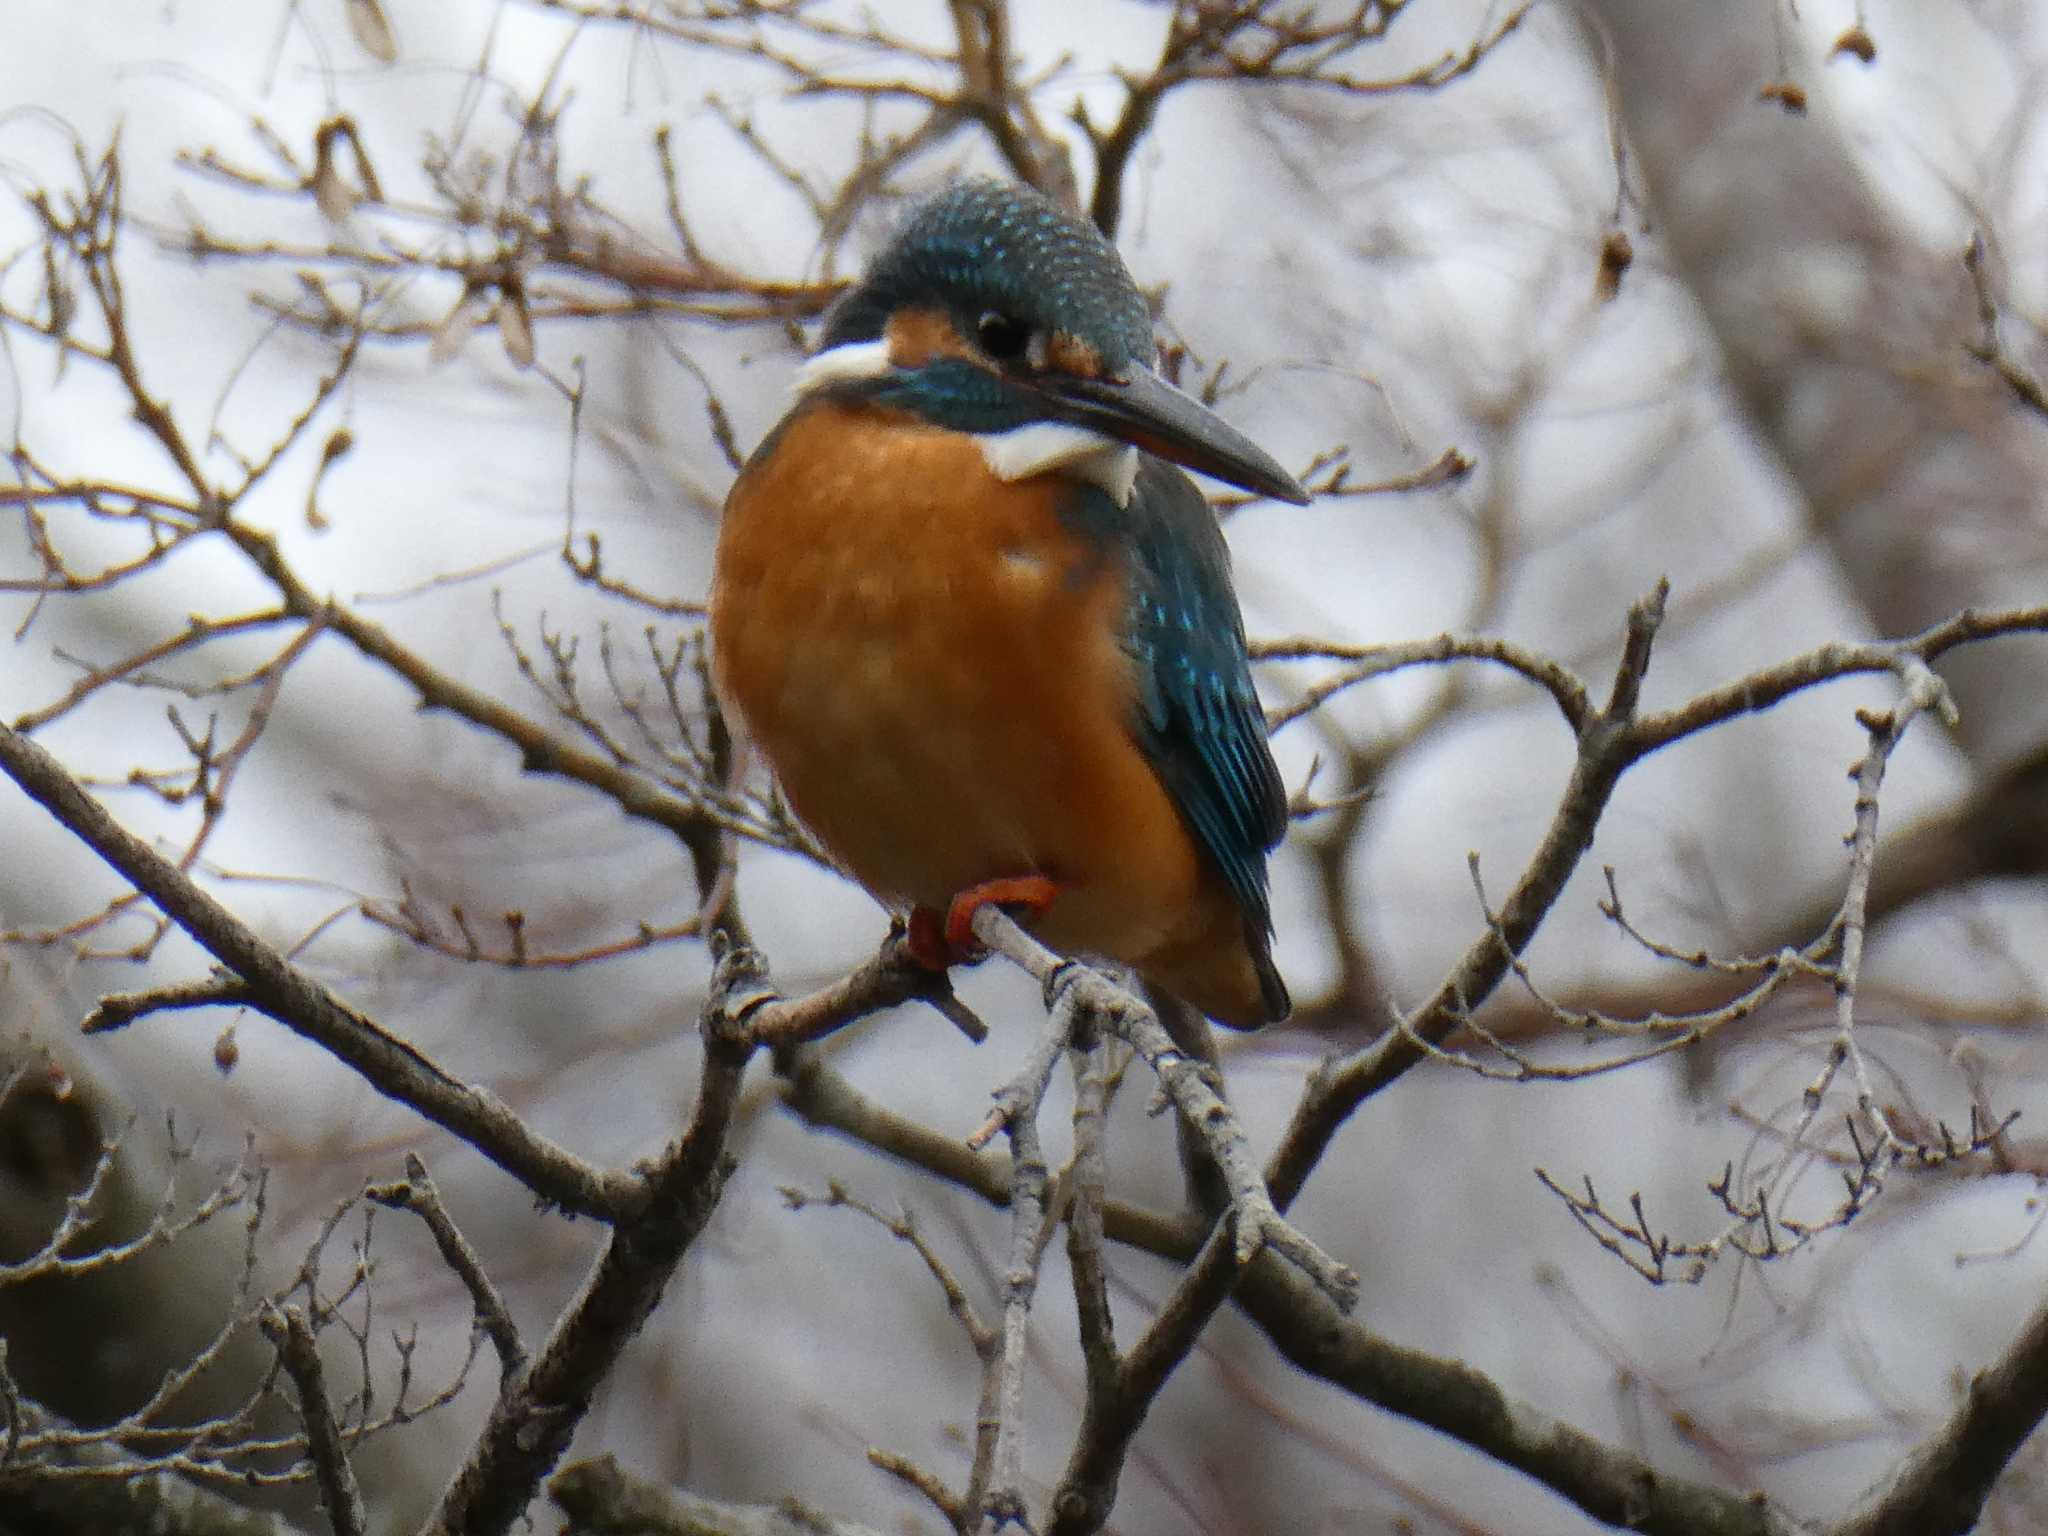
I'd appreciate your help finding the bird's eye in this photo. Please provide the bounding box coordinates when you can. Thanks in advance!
[975,311,1033,364]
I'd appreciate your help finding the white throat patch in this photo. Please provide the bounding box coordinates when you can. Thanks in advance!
[979,423,1140,508]
[792,339,1141,508]
[792,339,893,398]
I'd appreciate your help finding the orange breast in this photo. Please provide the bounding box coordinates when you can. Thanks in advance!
[709,400,1223,973]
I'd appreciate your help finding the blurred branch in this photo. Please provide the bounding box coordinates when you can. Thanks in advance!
[551,1454,893,1536]
[505,0,1533,241]
[9,609,292,733]
[260,1306,367,1536]
[2,1177,476,1496]
[1258,628,1593,733]
[1210,441,1473,516]
[177,102,841,337]
[78,974,254,1035]
[780,1182,991,1533]
[776,1055,1207,1258]
[0,1392,310,1536]
[1587,0,2048,785]
[1963,231,2048,420]
[1832,1271,2048,1536]
[1081,0,1540,236]
[1233,1257,1805,1536]
[358,899,709,972]
[0,1098,254,1287]
[0,718,633,1220]
[424,938,760,1536]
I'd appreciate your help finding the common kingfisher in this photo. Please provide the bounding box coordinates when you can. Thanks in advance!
[709,179,1307,1028]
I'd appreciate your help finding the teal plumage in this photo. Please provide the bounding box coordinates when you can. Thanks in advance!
[1067,459,1288,1018]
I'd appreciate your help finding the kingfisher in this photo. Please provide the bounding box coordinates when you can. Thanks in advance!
[709,179,1306,1028]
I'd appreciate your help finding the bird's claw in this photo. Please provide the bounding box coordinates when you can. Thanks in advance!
[905,876,1060,972]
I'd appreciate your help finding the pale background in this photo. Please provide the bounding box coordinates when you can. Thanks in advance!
[4,2,2048,1531]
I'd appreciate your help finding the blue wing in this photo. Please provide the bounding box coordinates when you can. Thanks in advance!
[1094,459,1288,1014]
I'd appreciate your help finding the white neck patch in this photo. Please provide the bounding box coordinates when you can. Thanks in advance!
[979,423,1140,508]
[793,340,1141,507]
[792,339,893,398]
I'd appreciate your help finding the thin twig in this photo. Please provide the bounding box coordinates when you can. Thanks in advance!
[971,907,1358,1311]
[261,1306,366,1536]
[424,936,760,1536]
[0,719,631,1220]
[970,985,1072,1530]
[366,1154,526,1378]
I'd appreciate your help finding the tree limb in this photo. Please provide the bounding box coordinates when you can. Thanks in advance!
[0,718,632,1220]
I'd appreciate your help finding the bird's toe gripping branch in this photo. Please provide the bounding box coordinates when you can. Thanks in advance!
[906,875,1061,971]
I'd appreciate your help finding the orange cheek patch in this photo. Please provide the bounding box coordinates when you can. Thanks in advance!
[885,308,974,368]
[1046,331,1105,379]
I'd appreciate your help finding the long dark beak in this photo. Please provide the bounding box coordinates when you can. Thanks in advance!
[1038,367,1311,505]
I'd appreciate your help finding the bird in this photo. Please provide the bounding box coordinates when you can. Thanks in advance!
[709,178,1307,1029]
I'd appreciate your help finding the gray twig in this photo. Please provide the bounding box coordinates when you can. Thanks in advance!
[968,986,1074,1530]
[551,1454,893,1536]
[1065,1040,1119,1403]
[970,907,1358,1311]
[0,720,630,1221]
[422,937,759,1536]
[261,1305,366,1536]
[79,972,253,1032]
[366,1153,526,1378]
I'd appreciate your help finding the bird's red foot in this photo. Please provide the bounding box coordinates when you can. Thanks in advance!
[905,876,1060,971]
[905,906,955,971]
[945,874,1058,954]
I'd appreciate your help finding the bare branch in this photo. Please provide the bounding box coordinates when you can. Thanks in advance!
[1257,629,1593,733]
[366,1154,526,1378]
[0,718,631,1219]
[550,1454,893,1536]
[261,1306,367,1536]
[1064,1041,1119,1409]
[971,907,1357,1311]
[743,928,989,1054]
[0,1390,310,1536]
[967,983,1070,1530]
[1831,1278,2048,1535]
[777,1054,1202,1260]
[782,1181,990,1532]
[423,936,758,1536]
[78,973,254,1034]
[1233,1257,1807,1536]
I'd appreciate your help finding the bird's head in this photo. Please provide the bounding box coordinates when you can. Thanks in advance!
[797,179,1308,509]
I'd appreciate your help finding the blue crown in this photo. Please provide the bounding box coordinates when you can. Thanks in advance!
[821,179,1155,374]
